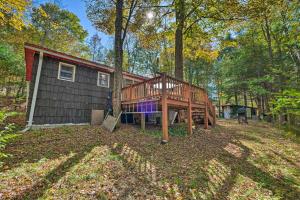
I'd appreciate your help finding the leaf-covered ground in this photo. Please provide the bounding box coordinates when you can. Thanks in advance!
[0,120,299,199]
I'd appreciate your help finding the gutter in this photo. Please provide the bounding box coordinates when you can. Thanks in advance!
[25,51,44,131]
[25,81,30,112]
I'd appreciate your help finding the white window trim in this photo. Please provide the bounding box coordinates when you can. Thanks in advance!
[122,78,134,87]
[58,62,76,82]
[97,71,110,88]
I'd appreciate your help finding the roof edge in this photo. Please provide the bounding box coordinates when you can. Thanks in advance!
[24,43,147,81]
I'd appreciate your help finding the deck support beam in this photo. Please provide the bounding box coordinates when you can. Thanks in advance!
[141,113,145,130]
[161,73,169,143]
[187,97,193,134]
[187,84,192,135]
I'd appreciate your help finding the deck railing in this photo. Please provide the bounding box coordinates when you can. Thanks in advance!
[164,75,189,102]
[121,76,163,102]
[122,74,210,105]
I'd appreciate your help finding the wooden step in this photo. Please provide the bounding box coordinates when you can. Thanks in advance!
[192,110,204,113]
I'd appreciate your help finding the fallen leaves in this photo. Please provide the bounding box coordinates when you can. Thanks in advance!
[0,120,299,199]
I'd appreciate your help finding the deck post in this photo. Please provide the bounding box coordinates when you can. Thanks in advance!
[204,102,209,129]
[141,112,145,130]
[161,73,169,143]
[187,85,193,135]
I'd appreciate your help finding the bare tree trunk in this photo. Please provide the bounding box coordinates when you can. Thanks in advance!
[243,90,248,122]
[217,85,222,117]
[234,92,238,105]
[174,0,184,80]
[243,91,247,107]
[261,15,274,66]
[40,30,49,46]
[113,0,123,117]
[5,77,11,97]
[261,95,265,116]
[256,96,262,120]
[264,94,270,113]
[250,94,254,119]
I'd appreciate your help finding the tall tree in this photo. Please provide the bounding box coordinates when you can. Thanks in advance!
[86,0,154,117]
[88,33,104,62]
[31,3,89,57]
[113,0,124,117]
[171,0,245,80]
[174,0,184,80]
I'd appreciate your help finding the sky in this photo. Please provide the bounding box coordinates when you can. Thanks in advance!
[35,0,113,49]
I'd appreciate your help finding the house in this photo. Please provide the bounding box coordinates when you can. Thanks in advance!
[222,104,257,119]
[24,43,146,127]
[24,43,216,142]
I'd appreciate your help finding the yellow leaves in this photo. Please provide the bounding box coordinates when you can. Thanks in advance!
[184,36,219,62]
[221,40,238,49]
[185,48,219,62]
[8,17,24,30]
[37,7,48,18]
[210,50,219,60]
[0,11,3,19]
[0,0,30,30]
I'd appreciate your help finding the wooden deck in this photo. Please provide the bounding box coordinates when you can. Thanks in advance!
[121,73,216,142]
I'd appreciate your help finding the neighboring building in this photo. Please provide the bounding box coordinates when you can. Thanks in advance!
[222,104,257,119]
[24,43,146,126]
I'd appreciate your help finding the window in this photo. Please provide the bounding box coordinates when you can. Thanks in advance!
[58,62,76,82]
[122,78,134,87]
[97,72,110,88]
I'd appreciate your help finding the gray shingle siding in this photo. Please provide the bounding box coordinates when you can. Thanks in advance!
[27,55,111,125]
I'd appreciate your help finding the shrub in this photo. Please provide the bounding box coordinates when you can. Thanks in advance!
[0,110,20,166]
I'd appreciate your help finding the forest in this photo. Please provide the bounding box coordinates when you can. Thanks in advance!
[0,1,300,199]
[1,0,299,130]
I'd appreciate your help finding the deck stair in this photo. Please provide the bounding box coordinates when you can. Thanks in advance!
[192,110,205,124]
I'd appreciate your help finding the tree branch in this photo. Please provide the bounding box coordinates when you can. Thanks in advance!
[183,14,246,35]
[122,0,137,43]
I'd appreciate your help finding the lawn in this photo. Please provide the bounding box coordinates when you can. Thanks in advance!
[0,120,299,199]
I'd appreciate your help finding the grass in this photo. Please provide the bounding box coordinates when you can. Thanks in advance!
[143,123,188,137]
[0,120,299,199]
[281,124,300,143]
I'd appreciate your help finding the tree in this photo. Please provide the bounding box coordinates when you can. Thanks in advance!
[113,0,124,117]
[171,0,246,80]
[0,42,24,97]
[0,0,30,30]
[86,0,154,117]
[30,3,89,57]
[88,33,104,62]
[212,0,299,122]
[174,0,184,80]
[272,89,300,125]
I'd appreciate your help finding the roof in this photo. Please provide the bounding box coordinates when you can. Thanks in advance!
[24,43,147,82]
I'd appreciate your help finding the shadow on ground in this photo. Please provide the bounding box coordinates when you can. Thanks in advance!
[1,126,103,199]
[99,121,300,199]
[1,120,299,199]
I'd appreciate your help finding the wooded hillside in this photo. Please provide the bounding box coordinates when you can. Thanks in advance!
[0,0,299,129]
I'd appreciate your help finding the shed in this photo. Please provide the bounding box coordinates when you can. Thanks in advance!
[222,104,257,119]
